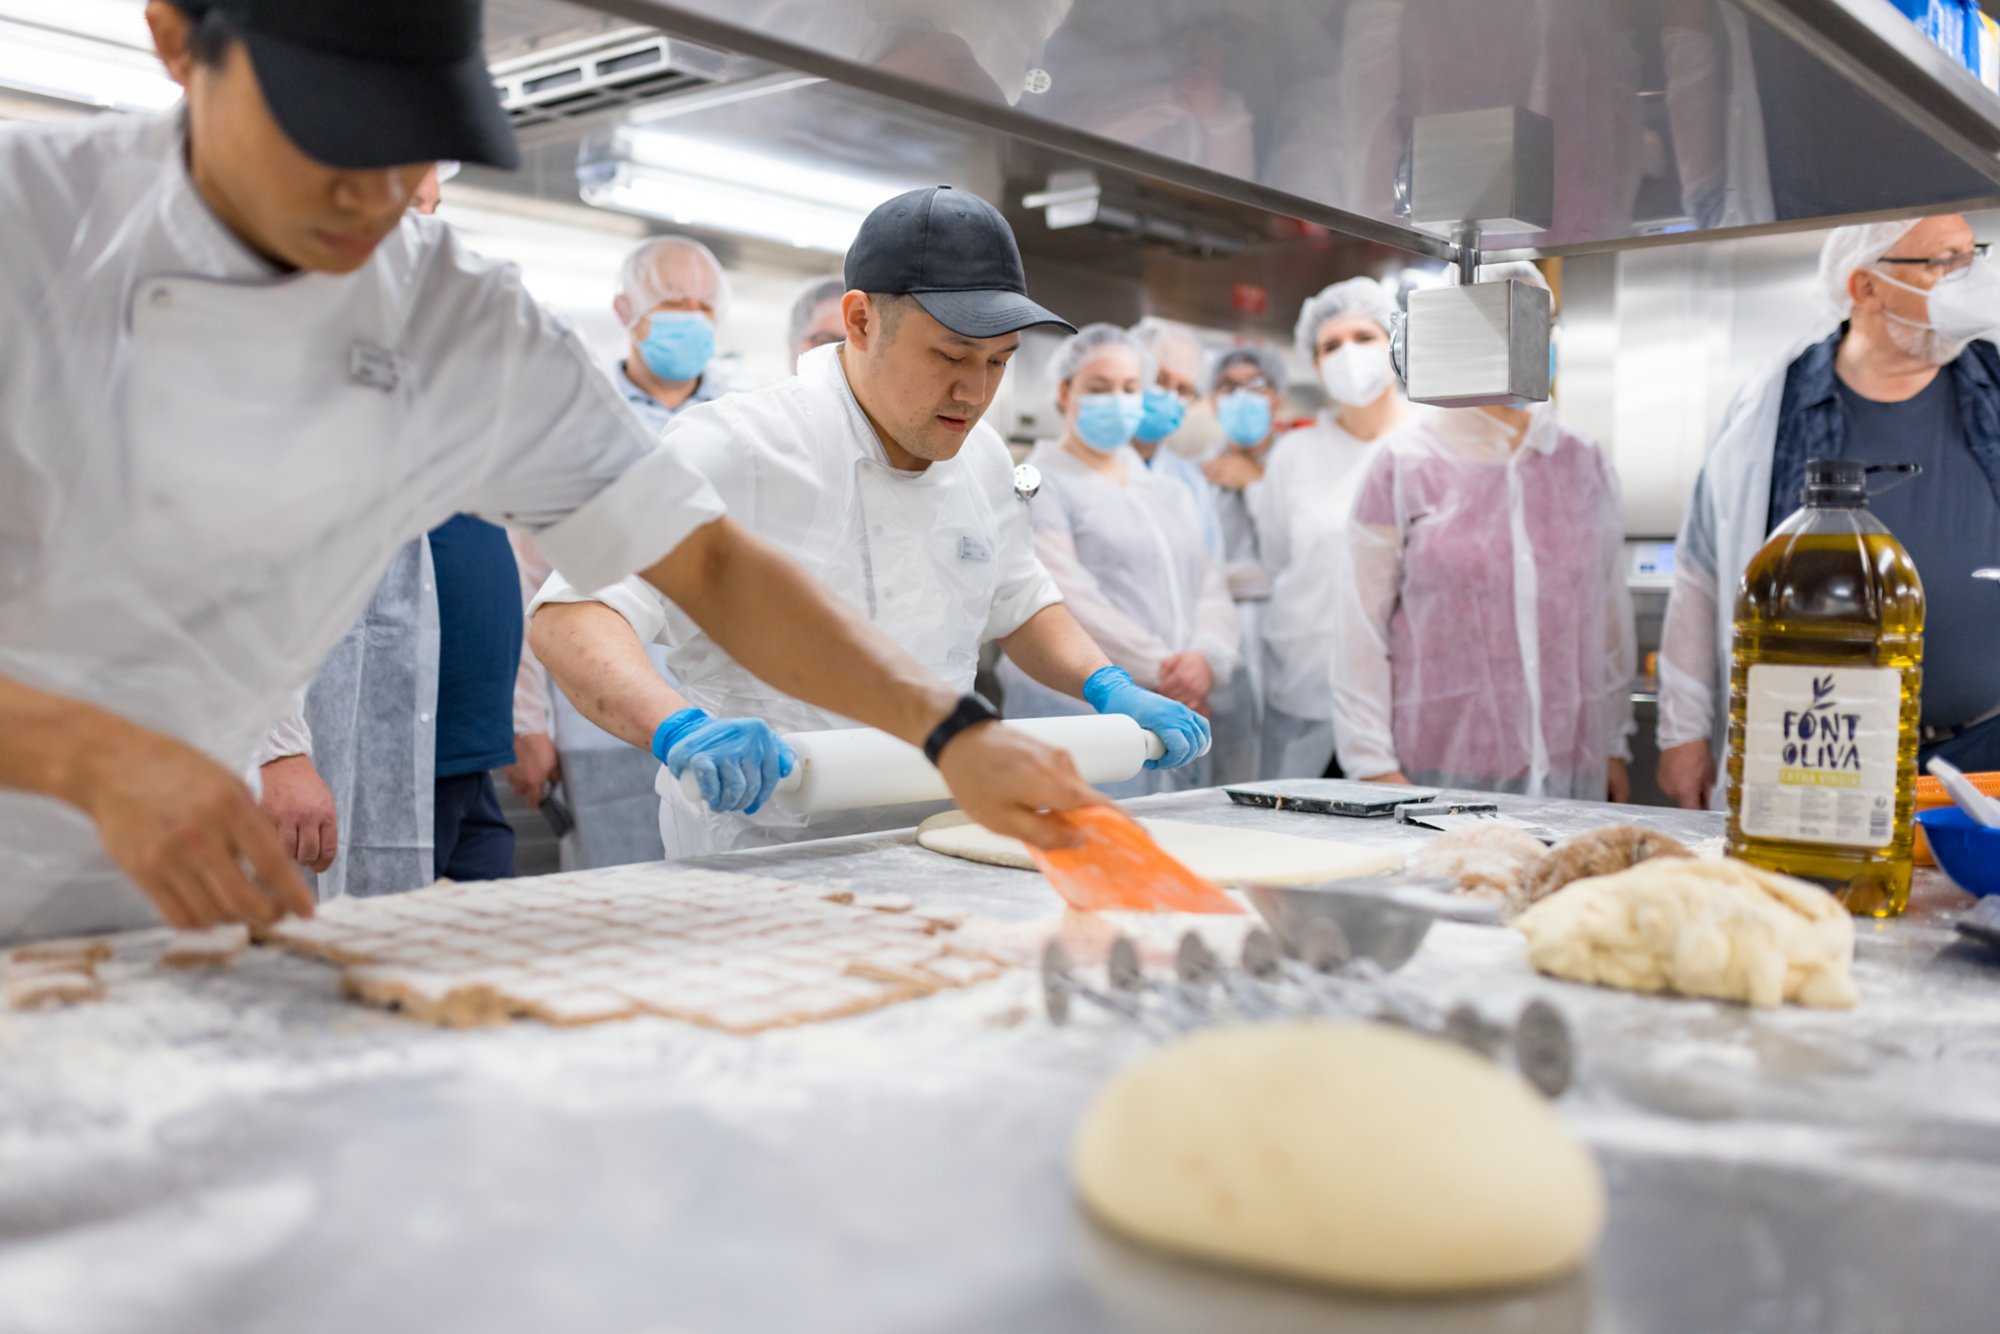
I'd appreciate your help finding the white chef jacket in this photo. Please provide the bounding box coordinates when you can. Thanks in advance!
[534,342,1063,853]
[0,111,726,941]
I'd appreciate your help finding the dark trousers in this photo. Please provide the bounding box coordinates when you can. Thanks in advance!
[434,771,515,881]
[1922,712,2000,775]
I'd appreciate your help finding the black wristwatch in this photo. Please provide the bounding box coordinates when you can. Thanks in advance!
[923,692,1001,766]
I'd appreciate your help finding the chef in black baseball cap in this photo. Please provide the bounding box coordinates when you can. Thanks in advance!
[166,0,517,172]
[0,22,1112,941]
[527,184,1212,849]
[845,185,1073,339]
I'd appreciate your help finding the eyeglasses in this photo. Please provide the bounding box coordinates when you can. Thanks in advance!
[1223,376,1275,393]
[1878,242,1991,277]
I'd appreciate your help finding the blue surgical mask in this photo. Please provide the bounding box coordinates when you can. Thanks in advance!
[636,311,715,382]
[1135,387,1186,443]
[1074,392,1145,452]
[1217,389,1272,446]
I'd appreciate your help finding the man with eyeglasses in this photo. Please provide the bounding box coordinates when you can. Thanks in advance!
[1658,215,2000,808]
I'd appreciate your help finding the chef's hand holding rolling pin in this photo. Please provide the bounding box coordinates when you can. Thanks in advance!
[651,710,797,815]
[650,666,1210,819]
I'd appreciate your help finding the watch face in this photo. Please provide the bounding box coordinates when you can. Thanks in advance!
[1013,463,1042,501]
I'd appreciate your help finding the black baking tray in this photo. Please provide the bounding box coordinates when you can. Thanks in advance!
[1223,779,1444,818]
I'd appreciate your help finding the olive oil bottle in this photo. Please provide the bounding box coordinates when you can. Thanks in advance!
[1726,459,1924,917]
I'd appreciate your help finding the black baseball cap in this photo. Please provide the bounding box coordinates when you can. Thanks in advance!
[179,0,518,171]
[844,186,1075,338]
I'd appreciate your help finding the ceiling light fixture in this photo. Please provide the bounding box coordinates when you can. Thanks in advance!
[0,15,179,113]
[578,127,914,255]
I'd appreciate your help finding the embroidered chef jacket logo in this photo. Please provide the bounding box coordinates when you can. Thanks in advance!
[958,535,992,563]
[349,342,402,393]
[1780,674,1865,779]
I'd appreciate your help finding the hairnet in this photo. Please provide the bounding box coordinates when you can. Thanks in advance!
[618,235,732,325]
[1129,317,1205,386]
[1818,220,1924,318]
[1293,277,1397,359]
[1206,342,1287,396]
[1473,260,1551,292]
[787,275,847,350]
[1051,322,1155,387]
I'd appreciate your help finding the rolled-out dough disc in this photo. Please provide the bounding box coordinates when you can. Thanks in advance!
[915,811,1405,887]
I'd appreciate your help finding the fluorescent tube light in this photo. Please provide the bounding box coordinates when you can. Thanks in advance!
[0,17,179,112]
[578,127,914,254]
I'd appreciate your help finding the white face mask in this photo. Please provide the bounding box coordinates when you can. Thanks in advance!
[1871,261,2000,365]
[1317,340,1395,407]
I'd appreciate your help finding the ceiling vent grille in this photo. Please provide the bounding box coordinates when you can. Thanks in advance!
[492,31,720,129]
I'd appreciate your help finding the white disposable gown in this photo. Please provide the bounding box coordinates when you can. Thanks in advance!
[1655,331,1829,807]
[995,443,1238,797]
[1245,409,1405,777]
[1330,406,1637,797]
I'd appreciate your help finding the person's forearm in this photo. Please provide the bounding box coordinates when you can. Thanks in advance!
[640,518,958,747]
[0,673,134,808]
[997,605,1114,700]
[527,602,691,751]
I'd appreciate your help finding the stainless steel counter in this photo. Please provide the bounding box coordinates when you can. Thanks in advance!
[3,789,1997,1334]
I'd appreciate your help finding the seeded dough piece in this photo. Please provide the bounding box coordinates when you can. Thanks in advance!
[1521,826,1693,907]
[1073,1022,1605,1293]
[1404,825,1551,914]
[10,938,113,968]
[160,923,251,969]
[6,968,105,1010]
[1513,857,1857,1009]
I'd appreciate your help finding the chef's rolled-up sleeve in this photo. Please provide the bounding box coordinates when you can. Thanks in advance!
[419,233,726,594]
[531,570,673,648]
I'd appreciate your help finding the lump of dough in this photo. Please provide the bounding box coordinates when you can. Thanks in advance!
[1513,857,1856,1009]
[1404,825,1550,914]
[1072,1022,1605,1294]
[1521,826,1693,907]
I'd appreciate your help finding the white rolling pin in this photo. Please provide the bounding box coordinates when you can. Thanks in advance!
[677,714,1185,816]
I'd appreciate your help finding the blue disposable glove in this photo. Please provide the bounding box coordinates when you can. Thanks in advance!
[1082,666,1211,770]
[650,708,797,815]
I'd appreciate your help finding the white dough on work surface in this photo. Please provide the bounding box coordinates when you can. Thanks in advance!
[914,811,1405,887]
[1072,1022,1605,1293]
[159,923,250,969]
[1512,856,1857,1009]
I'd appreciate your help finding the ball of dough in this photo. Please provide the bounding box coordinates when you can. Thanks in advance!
[1072,1022,1605,1294]
[1521,826,1692,907]
[1513,857,1856,1009]
[1405,825,1551,914]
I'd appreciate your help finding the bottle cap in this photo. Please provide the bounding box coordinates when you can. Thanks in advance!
[1802,458,1921,506]
[1803,458,1867,505]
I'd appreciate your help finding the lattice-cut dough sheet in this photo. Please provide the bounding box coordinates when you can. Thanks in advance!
[258,867,1001,1033]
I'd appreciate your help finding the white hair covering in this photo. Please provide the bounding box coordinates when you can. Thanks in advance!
[1205,342,1288,397]
[617,235,732,326]
[1052,321,1156,387]
[1129,316,1205,385]
[1293,277,1398,359]
[1473,260,1551,292]
[1818,220,1924,318]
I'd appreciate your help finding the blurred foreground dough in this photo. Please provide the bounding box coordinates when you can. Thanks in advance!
[1072,1023,1604,1293]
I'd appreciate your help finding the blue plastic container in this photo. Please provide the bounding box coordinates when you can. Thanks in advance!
[1916,806,2000,896]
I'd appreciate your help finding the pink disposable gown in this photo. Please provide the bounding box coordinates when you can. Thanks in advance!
[1330,406,1636,798]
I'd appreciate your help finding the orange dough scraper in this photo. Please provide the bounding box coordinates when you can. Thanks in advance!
[1027,804,1242,914]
